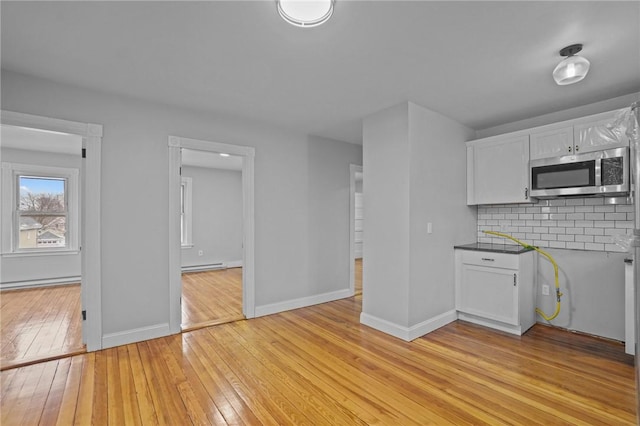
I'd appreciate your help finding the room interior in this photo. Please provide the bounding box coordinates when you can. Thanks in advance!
[1,1,639,424]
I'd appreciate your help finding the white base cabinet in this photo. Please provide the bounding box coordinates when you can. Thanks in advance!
[455,249,536,335]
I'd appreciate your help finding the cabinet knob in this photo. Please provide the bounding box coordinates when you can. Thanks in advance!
[568,146,572,152]
[524,188,529,200]
[481,258,495,262]
[575,145,579,152]
[513,273,517,286]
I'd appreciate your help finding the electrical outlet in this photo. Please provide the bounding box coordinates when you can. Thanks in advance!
[542,284,550,296]
[198,250,204,256]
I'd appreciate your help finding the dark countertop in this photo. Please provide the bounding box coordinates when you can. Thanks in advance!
[454,242,534,254]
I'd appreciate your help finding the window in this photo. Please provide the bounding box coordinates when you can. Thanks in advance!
[2,163,79,255]
[181,176,193,248]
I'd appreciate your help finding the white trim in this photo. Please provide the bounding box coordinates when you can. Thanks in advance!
[102,323,171,349]
[349,164,363,296]
[255,288,352,318]
[1,276,81,290]
[226,260,243,268]
[168,135,256,334]
[360,310,458,341]
[1,162,80,254]
[1,110,102,352]
[180,176,193,247]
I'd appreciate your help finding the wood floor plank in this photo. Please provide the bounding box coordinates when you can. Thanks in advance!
[54,355,83,425]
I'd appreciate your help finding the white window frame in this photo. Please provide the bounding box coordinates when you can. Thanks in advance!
[1,162,80,256]
[180,176,193,248]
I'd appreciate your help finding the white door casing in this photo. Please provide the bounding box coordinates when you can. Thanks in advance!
[167,136,255,333]
[1,110,103,351]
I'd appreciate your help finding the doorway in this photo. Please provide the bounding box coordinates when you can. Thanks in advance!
[167,136,255,334]
[0,111,102,369]
[349,164,363,296]
[180,149,244,330]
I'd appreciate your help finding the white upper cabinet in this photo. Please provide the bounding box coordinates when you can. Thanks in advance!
[574,113,629,154]
[529,127,573,160]
[467,135,530,205]
[530,109,629,160]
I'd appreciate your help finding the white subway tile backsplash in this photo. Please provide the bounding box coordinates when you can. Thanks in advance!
[477,198,632,253]
[549,213,566,220]
[566,228,585,235]
[616,205,634,213]
[574,220,594,228]
[574,206,594,213]
[594,206,616,213]
[584,198,605,206]
[575,235,594,243]
[585,213,604,220]
[605,212,627,221]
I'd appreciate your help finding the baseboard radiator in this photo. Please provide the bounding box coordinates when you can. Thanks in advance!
[181,263,227,273]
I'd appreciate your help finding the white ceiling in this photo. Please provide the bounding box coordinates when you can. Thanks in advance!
[1,1,639,145]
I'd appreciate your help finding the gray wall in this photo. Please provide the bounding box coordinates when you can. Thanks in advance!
[362,102,477,333]
[1,70,362,338]
[0,147,81,286]
[180,166,242,268]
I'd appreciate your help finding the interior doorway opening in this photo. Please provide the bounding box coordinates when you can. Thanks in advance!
[350,165,363,297]
[0,112,103,369]
[179,148,244,331]
[168,136,255,335]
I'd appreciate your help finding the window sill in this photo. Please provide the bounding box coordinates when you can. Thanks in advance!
[2,249,80,258]
[181,244,194,249]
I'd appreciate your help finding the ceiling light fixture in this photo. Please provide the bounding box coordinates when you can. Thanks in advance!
[553,44,591,86]
[277,0,335,28]
[219,153,230,157]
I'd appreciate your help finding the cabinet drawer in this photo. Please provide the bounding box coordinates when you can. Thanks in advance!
[459,250,519,269]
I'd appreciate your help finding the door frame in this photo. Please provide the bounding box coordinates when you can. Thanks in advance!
[168,135,255,333]
[349,164,363,295]
[1,110,103,351]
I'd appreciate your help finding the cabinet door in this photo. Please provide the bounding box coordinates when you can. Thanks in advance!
[530,127,573,160]
[574,116,629,154]
[459,264,519,325]
[468,135,530,205]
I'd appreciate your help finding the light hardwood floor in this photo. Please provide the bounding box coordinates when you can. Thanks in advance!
[1,291,636,425]
[181,268,244,331]
[0,284,85,370]
[1,269,245,369]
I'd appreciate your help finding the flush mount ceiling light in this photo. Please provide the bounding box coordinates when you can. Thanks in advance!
[277,0,335,28]
[553,44,591,86]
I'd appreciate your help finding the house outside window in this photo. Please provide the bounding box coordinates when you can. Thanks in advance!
[1,163,79,255]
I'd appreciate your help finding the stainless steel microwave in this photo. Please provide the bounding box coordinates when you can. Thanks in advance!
[529,146,629,198]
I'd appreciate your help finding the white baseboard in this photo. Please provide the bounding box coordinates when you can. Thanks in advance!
[0,276,81,290]
[360,309,457,341]
[226,260,243,268]
[102,323,171,349]
[255,288,352,318]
